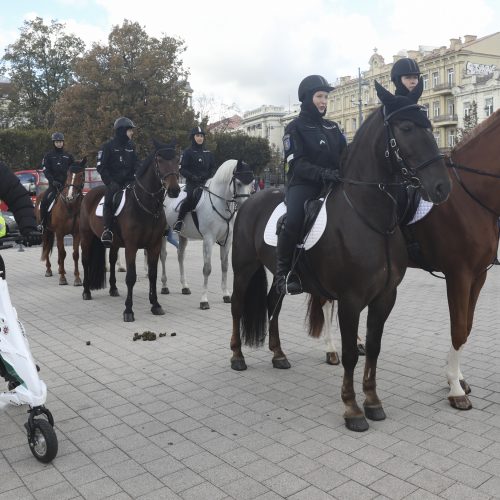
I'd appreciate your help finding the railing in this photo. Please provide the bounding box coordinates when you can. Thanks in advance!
[432,83,453,92]
[433,114,458,123]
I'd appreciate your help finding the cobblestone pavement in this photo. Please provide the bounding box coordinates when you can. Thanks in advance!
[1,241,500,499]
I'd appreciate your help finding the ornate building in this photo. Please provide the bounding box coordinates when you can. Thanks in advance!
[240,105,287,153]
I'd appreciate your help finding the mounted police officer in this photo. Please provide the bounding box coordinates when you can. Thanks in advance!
[278,75,347,295]
[38,132,74,232]
[173,126,217,232]
[391,57,421,96]
[96,117,139,246]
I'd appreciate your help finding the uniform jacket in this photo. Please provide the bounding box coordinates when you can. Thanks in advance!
[283,112,346,187]
[42,149,74,185]
[180,145,217,186]
[97,137,138,186]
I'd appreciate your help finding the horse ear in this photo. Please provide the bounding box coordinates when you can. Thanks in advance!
[375,80,396,107]
[408,77,423,103]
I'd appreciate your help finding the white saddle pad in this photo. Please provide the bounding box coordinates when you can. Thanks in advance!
[48,199,55,212]
[407,198,434,225]
[163,189,205,213]
[96,191,127,217]
[264,196,328,250]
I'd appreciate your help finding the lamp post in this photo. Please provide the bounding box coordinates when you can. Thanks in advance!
[357,67,363,126]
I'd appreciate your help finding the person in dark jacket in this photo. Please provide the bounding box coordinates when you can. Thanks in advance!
[0,161,42,246]
[38,132,74,231]
[172,127,217,232]
[96,117,139,245]
[278,75,347,295]
[391,57,421,96]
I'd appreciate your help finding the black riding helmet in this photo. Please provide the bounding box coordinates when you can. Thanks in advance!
[51,132,64,141]
[298,75,334,102]
[190,126,206,137]
[114,117,136,130]
[391,58,421,96]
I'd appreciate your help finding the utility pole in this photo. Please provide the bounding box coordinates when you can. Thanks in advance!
[357,67,363,126]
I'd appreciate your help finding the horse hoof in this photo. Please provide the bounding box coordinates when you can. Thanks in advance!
[326,352,340,365]
[357,343,366,356]
[73,279,82,287]
[345,416,369,432]
[161,287,170,295]
[118,267,126,272]
[200,302,210,310]
[109,289,119,297]
[82,291,92,300]
[123,312,135,322]
[223,295,231,303]
[448,395,472,410]
[182,288,191,295]
[231,357,247,371]
[272,357,291,369]
[59,278,68,286]
[460,379,471,394]
[364,405,386,421]
[151,305,165,315]
[45,271,52,277]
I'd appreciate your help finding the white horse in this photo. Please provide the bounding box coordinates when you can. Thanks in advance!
[162,159,254,309]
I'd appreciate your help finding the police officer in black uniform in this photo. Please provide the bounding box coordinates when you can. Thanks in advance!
[173,126,217,232]
[391,57,421,96]
[39,132,74,231]
[0,161,42,246]
[96,117,139,246]
[278,75,347,295]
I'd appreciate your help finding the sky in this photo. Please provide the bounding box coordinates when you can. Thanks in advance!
[1,0,499,122]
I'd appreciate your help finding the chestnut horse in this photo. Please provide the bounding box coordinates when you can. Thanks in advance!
[79,139,180,322]
[230,82,451,432]
[36,158,87,286]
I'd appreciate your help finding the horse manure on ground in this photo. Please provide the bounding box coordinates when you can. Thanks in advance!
[132,331,172,341]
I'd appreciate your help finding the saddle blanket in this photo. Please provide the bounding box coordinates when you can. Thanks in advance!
[264,198,328,250]
[163,189,205,214]
[95,191,127,217]
[407,198,433,225]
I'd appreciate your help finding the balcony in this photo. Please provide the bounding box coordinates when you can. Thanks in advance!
[432,83,453,94]
[432,114,458,126]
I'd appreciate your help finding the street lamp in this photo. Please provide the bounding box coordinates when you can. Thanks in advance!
[357,67,369,126]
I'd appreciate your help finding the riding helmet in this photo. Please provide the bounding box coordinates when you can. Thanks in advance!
[51,132,64,141]
[113,117,136,130]
[190,126,206,137]
[390,58,421,84]
[298,75,334,102]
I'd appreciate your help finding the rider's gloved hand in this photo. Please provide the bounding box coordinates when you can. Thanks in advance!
[320,168,341,184]
[109,181,120,191]
[21,228,43,247]
[53,181,63,190]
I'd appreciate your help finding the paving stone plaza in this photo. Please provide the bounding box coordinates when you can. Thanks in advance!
[0,241,499,499]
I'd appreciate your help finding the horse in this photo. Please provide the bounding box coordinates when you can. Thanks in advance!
[35,158,87,286]
[162,159,254,309]
[229,81,451,432]
[79,138,180,322]
[320,108,500,411]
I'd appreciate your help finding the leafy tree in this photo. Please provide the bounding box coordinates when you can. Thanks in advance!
[0,129,48,170]
[212,131,271,172]
[53,20,197,161]
[1,17,84,129]
[456,100,478,143]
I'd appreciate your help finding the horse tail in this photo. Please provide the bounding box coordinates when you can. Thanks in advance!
[88,235,106,290]
[307,295,325,338]
[40,231,54,261]
[241,265,268,347]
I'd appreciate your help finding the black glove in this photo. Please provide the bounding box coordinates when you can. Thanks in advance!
[320,169,341,184]
[53,181,62,189]
[21,229,43,247]
[109,181,120,191]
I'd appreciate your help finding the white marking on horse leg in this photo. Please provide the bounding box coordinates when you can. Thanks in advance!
[160,236,167,289]
[220,242,230,296]
[447,345,465,397]
[323,301,337,353]
[67,174,75,199]
[178,236,188,289]
[201,238,213,304]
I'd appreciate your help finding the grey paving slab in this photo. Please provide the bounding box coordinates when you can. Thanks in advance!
[0,241,500,499]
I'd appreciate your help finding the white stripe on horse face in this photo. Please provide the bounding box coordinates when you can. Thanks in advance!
[67,173,75,199]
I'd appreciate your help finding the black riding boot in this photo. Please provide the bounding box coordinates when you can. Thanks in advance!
[101,205,113,246]
[275,229,302,295]
[173,202,188,232]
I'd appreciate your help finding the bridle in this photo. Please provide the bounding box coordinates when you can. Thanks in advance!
[60,171,85,204]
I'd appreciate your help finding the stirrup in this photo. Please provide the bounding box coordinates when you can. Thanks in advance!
[37,224,45,234]
[101,229,113,245]
[173,220,184,233]
[285,271,302,295]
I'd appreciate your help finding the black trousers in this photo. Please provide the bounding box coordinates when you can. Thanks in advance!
[283,183,321,237]
[102,183,122,229]
[39,185,58,222]
[178,183,202,220]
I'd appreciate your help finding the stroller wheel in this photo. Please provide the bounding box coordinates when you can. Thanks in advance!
[27,419,58,463]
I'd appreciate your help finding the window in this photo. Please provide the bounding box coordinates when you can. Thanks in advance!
[464,101,471,117]
[422,103,430,117]
[485,97,494,117]
[447,98,455,116]
[433,130,441,145]
[448,129,456,148]
[351,95,356,108]
[352,117,357,131]
[447,68,454,86]
[433,101,440,117]
[422,74,429,90]
[432,72,439,87]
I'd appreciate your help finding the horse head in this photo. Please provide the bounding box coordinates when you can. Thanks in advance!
[152,138,180,198]
[63,157,87,202]
[231,159,254,206]
[373,80,451,204]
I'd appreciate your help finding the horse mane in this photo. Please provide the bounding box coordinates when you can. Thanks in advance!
[137,151,154,178]
[453,107,500,153]
[210,159,238,185]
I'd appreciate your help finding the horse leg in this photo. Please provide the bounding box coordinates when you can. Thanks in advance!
[220,242,231,303]
[42,230,54,277]
[362,289,397,422]
[117,248,126,272]
[337,297,366,432]
[323,300,340,365]
[123,246,137,322]
[268,282,290,369]
[108,247,119,297]
[147,246,164,315]
[200,238,214,310]
[160,236,169,294]
[81,230,92,300]
[178,235,190,294]
[57,233,68,285]
[72,232,82,286]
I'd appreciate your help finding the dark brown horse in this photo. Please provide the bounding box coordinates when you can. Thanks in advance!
[79,139,180,321]
[35,158,87,286]
[230,82,451,432]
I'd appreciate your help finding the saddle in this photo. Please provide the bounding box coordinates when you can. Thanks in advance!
[96,190,127,217]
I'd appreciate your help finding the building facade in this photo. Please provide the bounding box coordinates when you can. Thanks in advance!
[240,105,287,153]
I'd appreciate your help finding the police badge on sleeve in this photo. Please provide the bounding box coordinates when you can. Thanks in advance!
[283,134,292,153]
